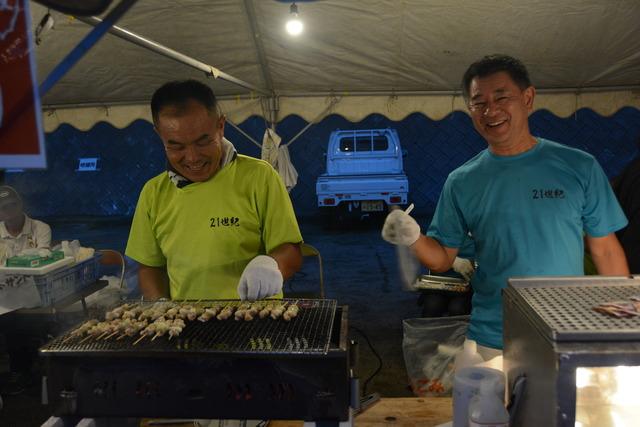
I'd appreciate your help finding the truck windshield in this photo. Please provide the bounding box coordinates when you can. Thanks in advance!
[339,135,389,152]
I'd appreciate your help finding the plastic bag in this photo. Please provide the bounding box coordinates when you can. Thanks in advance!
[402,315,469,396]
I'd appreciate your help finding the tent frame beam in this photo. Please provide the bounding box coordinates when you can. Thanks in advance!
[242,0,278,126]
[76,16,271,97]
[40,86,640,110]
[242,0,274,94]
[39,0,138,96]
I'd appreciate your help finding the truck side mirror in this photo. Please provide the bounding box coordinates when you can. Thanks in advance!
[402,149,408,158]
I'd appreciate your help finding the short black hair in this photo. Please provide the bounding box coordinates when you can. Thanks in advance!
[150,79,218,123]
[461,55,532,100]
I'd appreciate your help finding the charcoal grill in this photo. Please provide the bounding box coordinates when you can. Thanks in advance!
[40,299,352,422]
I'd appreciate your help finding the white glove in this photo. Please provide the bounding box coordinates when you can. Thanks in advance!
[381,209,421,246]
[452,257,475,281]
[237,255,283,301]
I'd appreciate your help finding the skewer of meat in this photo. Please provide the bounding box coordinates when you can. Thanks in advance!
[133,323,158,345]
[234,302,253,320]
[121,306,143,320]
[177,305,195,320]
[102,318,136,340]
[138,302,174,321]
[187,304,205,321]
[105,303,135,321]
[216,303,236,320]
[102,319,129,340]
[259,301,277,319]
[283,302,300,321]
[79,322,111,343]
[151,319,171,341]
[244,301,265,321]
[153,317,188,341]
[168,319,186,340]
[270,301,289,320]
[138,306,164,321]
[197,305,221,322]
[164,306,179,319]
[117,319,148,340]
[62,319,98,343]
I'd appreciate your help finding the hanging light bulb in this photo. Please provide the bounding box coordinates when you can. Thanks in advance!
[286,2,303,36]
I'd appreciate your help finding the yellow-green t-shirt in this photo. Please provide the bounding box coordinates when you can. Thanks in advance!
[125,154,303,300]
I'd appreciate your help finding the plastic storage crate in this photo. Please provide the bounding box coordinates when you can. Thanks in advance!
[33,253,102,306]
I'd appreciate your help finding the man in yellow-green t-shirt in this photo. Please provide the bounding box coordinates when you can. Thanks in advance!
[126,80,303,301]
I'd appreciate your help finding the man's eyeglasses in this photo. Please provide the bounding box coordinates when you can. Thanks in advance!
[164,138,216,154]
[468,94,520,114]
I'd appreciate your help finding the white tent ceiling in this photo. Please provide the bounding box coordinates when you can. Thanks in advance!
[30,0,640,129]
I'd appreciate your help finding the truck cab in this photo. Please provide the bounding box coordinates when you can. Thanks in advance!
[316,128,409,220]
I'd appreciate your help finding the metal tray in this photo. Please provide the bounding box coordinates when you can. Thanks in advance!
[413,274,469,292]
[507,277,640,342]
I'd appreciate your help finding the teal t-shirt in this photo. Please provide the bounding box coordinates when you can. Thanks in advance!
[427,138,628,349]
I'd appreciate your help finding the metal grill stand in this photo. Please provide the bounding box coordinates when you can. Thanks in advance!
[504,276,640,427]
[40,300,354,424]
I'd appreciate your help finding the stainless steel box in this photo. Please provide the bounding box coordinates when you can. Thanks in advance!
[504,276,640,427]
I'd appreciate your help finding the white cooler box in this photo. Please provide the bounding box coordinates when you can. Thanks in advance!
[0,254,102,307]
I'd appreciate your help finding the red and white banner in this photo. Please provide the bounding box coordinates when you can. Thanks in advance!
[0,0,46,169]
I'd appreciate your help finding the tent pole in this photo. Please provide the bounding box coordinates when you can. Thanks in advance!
[39,0,138,96]
[76,16,271,97]
[242,0,274,93]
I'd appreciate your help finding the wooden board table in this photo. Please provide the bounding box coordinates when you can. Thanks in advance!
[270,397,452,427]
[139,397,452,427]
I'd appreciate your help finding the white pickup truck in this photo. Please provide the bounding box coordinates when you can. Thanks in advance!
[316,128,409,220]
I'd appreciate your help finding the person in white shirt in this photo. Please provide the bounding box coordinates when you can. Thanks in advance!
[0,185,51,258]
[0,186,52,395]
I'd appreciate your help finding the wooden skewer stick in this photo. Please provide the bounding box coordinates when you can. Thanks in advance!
[62,334,79,345]
[79,334,95,344]
[96,331,111,340]
[133,334,147,346]
[103,330,119,340]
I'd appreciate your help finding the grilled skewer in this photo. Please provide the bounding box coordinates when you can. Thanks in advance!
[151,319,171,341]
[283,303,300,321]
[62,319,99,343]
[168,319,186,339]
[105,303,136,321]
[244,301,265,321]
[270,302,289,320]
[234,302,253,320]
[117,319,148,340]
[197,305,221,322]
[134,323,158,345]
[259,301,276,319]
[217,303,236,320]
[187,305,205,321]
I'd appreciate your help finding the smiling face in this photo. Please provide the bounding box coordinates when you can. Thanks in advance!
[155,99,226,182]
[468,71,536,155]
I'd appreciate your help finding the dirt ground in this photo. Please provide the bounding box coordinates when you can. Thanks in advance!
[291,217,424,397]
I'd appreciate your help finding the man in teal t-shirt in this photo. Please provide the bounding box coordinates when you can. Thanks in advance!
[382,55,629,354]
[126,80,303,301]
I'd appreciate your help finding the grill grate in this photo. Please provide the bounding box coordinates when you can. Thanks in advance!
[514,280,640,341]
[41,299,337,355]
